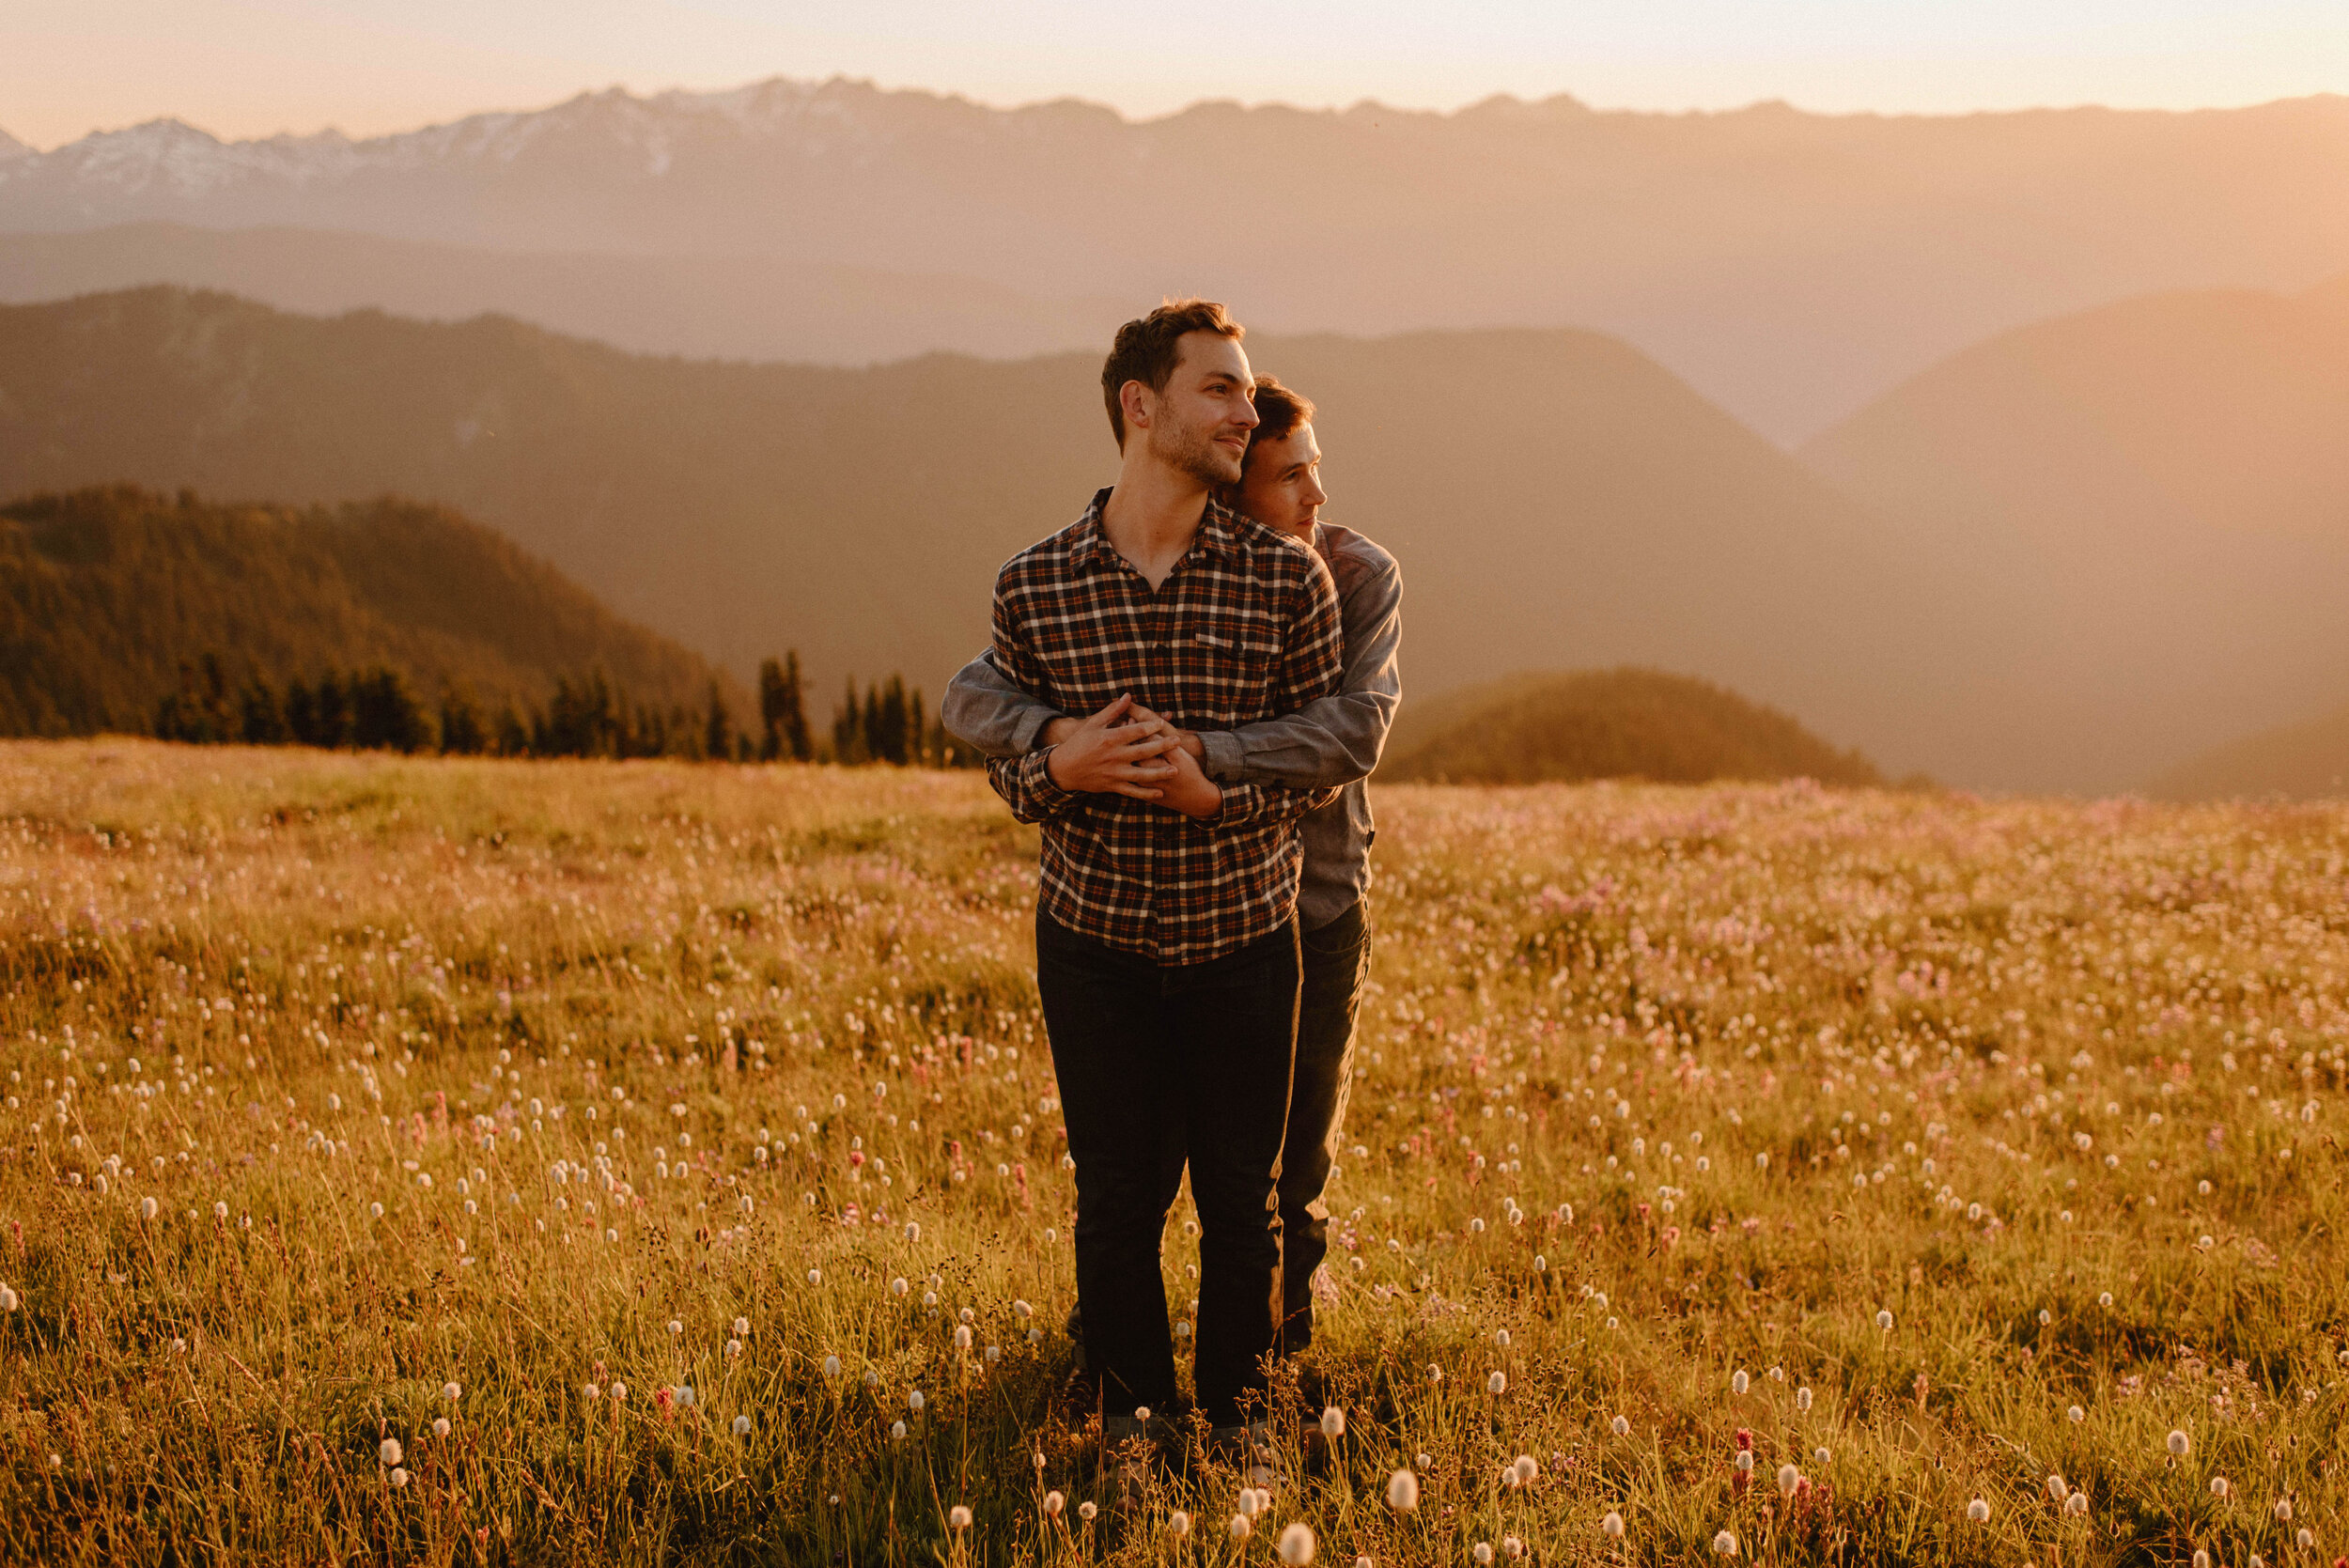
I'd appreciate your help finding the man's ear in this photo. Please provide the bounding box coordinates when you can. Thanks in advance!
[1120,379,1152,437]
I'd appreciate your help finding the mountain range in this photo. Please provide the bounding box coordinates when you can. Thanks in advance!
[7,78,2349,442]
[8,275,2349,795]
[0,287,1965,781]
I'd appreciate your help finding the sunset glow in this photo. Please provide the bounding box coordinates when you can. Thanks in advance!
[5,0,2345,148]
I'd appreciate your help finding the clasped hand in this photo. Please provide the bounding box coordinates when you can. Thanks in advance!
[1042,695,1220,817]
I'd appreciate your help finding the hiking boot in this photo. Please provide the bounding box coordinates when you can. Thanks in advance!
[1102,1411,1178,1450]
[1053,1360,1103,1428]
[1208,1421,1283,1490]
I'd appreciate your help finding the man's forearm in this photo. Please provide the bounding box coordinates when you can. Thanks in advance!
[942,652,1063,760]
[1195,687,1396,790]
[1197,562,1402,790]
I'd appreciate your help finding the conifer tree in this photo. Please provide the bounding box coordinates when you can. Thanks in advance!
[311,672,352,750]
[876,675,910,765]
[863,684,885,764]
[239,675,288,745]
[438,685,488,755]
[155,654,233,744]
[493,706,530,756]
[350,667,431,753]
[756,658,785,761]
[754,654,814,762]
[703,679,734,762]
[782,651,812,760]
[832,676,864,763]
[283,678,318,746]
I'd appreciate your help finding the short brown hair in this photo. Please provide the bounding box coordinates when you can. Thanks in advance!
[1101,298,1244,447]
[1241,374,1315,469]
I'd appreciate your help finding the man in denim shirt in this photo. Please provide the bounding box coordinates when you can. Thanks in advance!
[947,374,1403,1369]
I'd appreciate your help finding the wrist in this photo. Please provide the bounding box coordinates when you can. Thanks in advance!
[1040,716,1081,748]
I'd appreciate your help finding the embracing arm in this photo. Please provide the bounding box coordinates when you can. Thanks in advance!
[1195,556,1402,790]
[979,584,1084,824]
[1195,552,1350,829]
[942,651,1063,760]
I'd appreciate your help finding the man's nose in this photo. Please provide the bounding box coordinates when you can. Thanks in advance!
[1305,477,1329,506]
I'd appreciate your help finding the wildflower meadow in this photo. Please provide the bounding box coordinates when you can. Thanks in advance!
[4,738,2346,1566]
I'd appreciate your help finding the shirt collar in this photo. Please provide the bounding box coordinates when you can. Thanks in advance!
[1071,487,1245,569]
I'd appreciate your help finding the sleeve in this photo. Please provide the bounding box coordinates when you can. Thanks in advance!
[1194,551,1348,830]
[981,574,1082,823]
[942,649,1063,759]
[1197,557,1402,788]
[988,749,1081,824]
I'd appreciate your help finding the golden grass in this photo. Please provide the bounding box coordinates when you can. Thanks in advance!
[3,738,2345,1565]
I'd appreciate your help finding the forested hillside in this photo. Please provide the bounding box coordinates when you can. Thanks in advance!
[0,485,733,739]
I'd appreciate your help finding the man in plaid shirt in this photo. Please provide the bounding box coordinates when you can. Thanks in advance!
[970,300,1345,1450]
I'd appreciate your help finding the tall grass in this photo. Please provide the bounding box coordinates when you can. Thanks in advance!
[1,740,2343,1565]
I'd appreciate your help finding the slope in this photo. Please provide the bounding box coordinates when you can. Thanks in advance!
[2146,704,2349,802]
[0,287,1977,779]
[0,485,730,737]
[0,224,1124,367]
[1801,274,2349,791]
[1377,667,1883,787]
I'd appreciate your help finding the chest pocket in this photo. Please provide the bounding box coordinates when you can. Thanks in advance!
[1191,626,1282,660]
[1191,625,1280,694]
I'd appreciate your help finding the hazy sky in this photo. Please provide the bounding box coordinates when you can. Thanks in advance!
[7,0,2346,148]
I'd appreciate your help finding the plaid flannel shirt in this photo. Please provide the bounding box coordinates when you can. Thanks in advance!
[986,488,1346,965]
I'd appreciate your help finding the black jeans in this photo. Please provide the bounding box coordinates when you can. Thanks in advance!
[1280,897,1371,1354]
[1034,910,1299,1429]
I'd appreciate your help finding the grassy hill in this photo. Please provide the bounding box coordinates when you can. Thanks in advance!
[0,485,733,737]
[0,287,1976,782]
[2146,703,2349,801]
[1377,667,1884,787]
[1801,272,2349,792]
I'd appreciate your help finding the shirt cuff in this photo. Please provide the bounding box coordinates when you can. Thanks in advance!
[1023,747,1078,815]
[1198,728,1246,781]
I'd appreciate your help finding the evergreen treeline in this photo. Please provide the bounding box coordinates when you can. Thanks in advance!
[826,671,960,767]
[150,649,967,767]
[8,486,968,768]
[0,485,733,737]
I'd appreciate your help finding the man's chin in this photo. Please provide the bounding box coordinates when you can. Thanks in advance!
[1184,456,1245,489]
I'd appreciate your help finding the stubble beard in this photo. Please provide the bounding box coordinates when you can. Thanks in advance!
[1151,413,1243,489]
